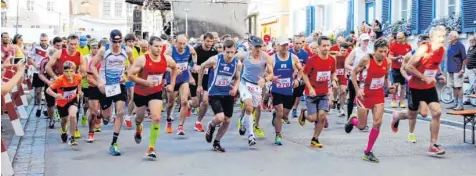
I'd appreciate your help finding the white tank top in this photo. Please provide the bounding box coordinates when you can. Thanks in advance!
[353,47,371,66]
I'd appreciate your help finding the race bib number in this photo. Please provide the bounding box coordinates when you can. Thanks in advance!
[423,69,437,77]
[215,75,232,86]
[246,82,261,93]
[369,76,385,90]
[316,71,331,82]
[147,74,163,84]
[337,69,345,76]
[63,89,77,99]
[177,62,188,72]
[276,78,291,88]
[105,84,121,97]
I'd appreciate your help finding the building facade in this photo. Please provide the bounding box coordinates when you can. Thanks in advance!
[294,0,348,36]
[247,0,290,38]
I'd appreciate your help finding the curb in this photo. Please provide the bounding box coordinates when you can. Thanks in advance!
[7,92,35,163]
[383,108,466,129]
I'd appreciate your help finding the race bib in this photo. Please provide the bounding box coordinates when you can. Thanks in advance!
[246,82,261,93]
[423,69,437,77]
[105,84,121,97]
[276,78,291,88]
[337,69,345,76]
[63,89,77,99]
[215,75,232,86]
[177,62,188,72]
[316,71,331,82]
[369,76,385,90]
[147,74,163,84]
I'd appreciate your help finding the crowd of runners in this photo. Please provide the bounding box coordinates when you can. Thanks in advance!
[0,24,458,162]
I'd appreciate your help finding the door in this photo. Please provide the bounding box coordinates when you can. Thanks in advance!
[366,1,375,24]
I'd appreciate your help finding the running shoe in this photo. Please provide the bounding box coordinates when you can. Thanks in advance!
[213,141,226,152]
[399,103,406,108]
[166,122,173,134]
[238,116,246,136]
[80,115,88,126]
[310,138,323,148]
[60,131,67,143]
[363,151,379,163]
[298,109,306,126]
[205,121,215,143]
[48,120,55,129]
[74,129,81,138]
[391,99,397,108]
[339,108,345,117]
[408,133,416,143]
[94,128,102,132]
[125,116,133,128]
[134,126,143,144]
[427,144,445,156]
[345,115,356,133]
[103,117,110,125]
[274,134,283,145]
[109,143,121,156]
[68,137,78,146]
[248,134,256,146]
[146,147,156,159]
[87,133,94,143]
[194,122,205,132]
[43,110,48,117]
[254,126,264,137]
[391,112,400,133]
[36,109,41,117]
[177,126,185,135]
[292,109,297,118]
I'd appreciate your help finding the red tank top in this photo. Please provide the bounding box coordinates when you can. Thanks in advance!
[362,56,388,97]
[408,44,444,90]
[55,48,81,74]
[134,54,167,95]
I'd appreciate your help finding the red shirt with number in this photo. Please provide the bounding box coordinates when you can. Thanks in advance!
[389,42,412,69]
[134,54,167,96]
[49,74,82,107]
[303,55,336,96]
[408,44,444,90]
[356,56,388,108]
[55,48,82,74]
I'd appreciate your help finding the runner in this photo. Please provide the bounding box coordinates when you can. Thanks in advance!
[200,39,241,152]
[89,30,134,156]
[45,34,87,139]
[84,41,101,142]
[289,35,309,118]
[270,36,303,145]
[236,35,274,145]
[391,25,447,156]
[190,32,218,132]
[124,34,141,128]
[334,43,350,116]
[345,38,395,163]
[28,33,51,117]
[38,48,58,128]
[164,34,197,135]
[127,36,178,159]
[329,36,345,57]
[344,33,372,119]
[45,61,83,146]
[389,32,412,108]
[401,35,430,143]
[297,36,336,148]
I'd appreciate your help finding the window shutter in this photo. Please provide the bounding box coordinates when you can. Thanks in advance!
[417,0,434,34]
[306,6,313,36]
[411,0,418,34]
[462,0,476,33]
[346,0,354,34]
[381,0,391,24]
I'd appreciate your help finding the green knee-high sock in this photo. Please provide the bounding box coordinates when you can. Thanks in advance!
[149,123,160,148]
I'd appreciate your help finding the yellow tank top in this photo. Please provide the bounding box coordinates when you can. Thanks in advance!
[77,46,90,56]
[15,45,24,58]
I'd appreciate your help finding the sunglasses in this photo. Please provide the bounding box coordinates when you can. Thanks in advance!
[224,51,235,54]
[112,40,122,44]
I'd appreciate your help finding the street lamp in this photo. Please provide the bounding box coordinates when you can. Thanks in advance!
[184,8,189,37]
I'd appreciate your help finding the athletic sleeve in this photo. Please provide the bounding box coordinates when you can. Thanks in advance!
[49,77,62,90]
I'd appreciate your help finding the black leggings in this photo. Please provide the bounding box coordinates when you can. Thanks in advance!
[347,80,357,119]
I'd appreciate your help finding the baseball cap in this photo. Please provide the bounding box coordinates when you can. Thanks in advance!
[79,36,88,47]
[248,35,264,47]
[89,40,99,46]
[359,33,370,41]
[276,36,289,45]
[110,29,123,42]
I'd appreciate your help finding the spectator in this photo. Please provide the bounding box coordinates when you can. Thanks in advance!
[1,32,16,67]
[465,35,476,103]
[446,31,467,110]
[372,19,383,39]
[12,34,26,59]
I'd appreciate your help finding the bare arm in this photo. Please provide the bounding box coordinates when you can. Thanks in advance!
[345,50,356,70]
[198,56,218,87]
[90,48,105,85]
[126,48,134,67]
[45,50,61,79]
[264,54,274,82]
[79,55,87,77]
[190,45,198,65]
[127,55,148,86]
[38,62,51,85]
[232,61,243,91]
[292,54,304,80]
[351,56,370,92]
[165,55,178,87]
[1,64,25,96]
[400,52,412,80]
[405,45,427,81]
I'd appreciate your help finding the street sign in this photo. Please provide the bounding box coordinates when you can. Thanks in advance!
[263,34,271,43]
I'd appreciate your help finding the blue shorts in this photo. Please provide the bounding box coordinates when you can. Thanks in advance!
[125,81,135,88]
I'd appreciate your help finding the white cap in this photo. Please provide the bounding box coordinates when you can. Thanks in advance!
[277,36,289,45]
[359,33,370,41]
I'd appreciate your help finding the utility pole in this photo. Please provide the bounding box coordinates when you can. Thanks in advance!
[15,0,19,34]
[184,8,189,37]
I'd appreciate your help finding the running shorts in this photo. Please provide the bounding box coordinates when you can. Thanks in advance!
[305,95,329,115]
[271,92,295,109]
[239,81,262,107]
[356,96,384,109]
[82,87,89,98]
[190,73,208,97]
[408,87,439,111]
[338,75,347,86]
[209,95,235,118]
[88,87,102,100]
[392,69,405,85]
[134,91,163,108]
[99,84,127,110]
[57,100,78,118]
[44,88,55,107]
[32,73,45,88]
[293,80,305,97]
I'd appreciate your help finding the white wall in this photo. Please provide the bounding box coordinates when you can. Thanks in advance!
[288,0,308,35]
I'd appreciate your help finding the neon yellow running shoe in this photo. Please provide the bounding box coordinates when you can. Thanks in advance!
[253,125,264,137]
[81,115,88,126]
[74,129,81,138]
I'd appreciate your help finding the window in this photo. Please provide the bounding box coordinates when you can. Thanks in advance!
[401,0,408,21]
[103,1,111,17]
[392,0,411,22]
[31,25,35,28]
[49,25,54,29]
[436,0,460,18]
[115,1,123,17]
[27,0,34,11]
[448,0,456,16]
[14,25,22,28]
[36,25,40,28]
[47,1,54,11]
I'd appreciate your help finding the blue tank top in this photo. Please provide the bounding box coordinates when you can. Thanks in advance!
[271,52,294,95]
[208,54,238,96]
[241,52,266,84]
[289,48,308,65]
[100,48,128,85]
[172,46,191,83]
